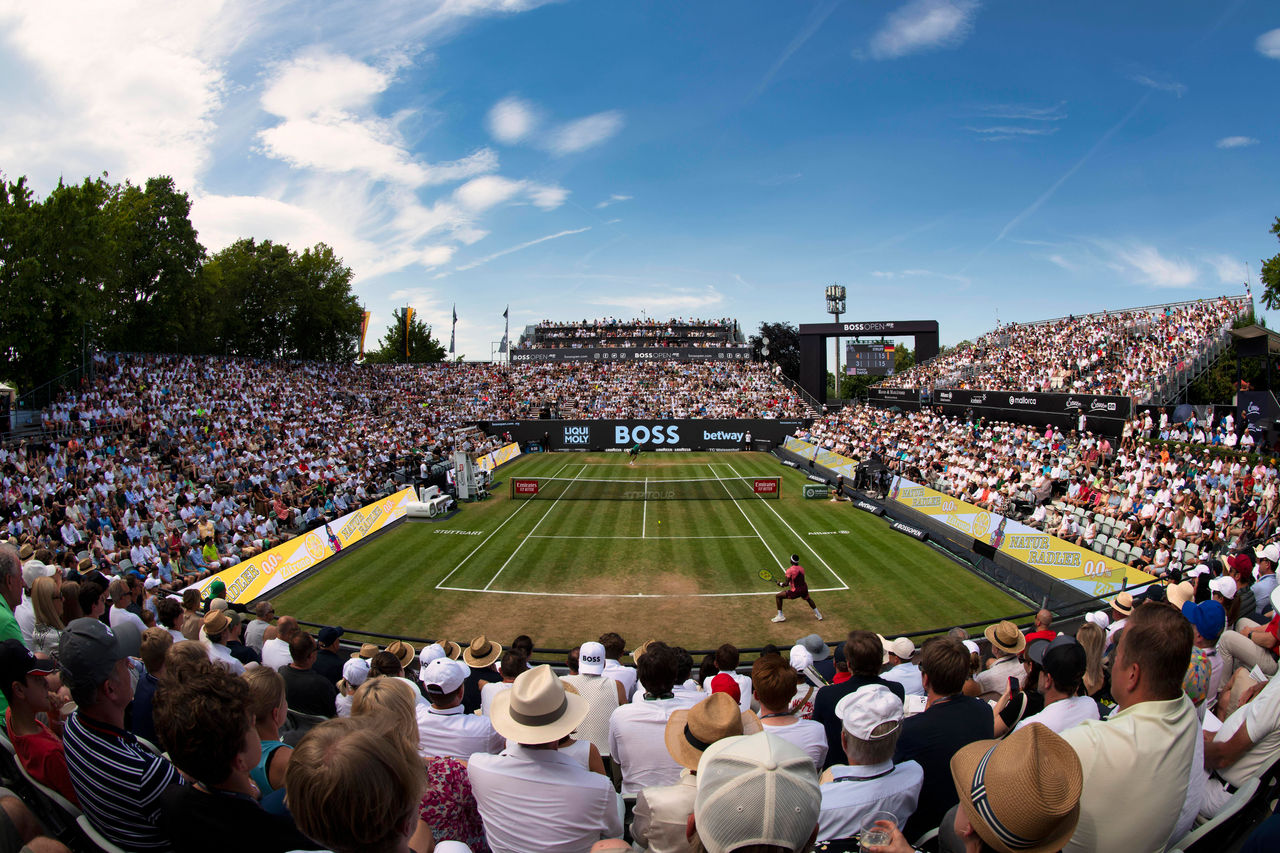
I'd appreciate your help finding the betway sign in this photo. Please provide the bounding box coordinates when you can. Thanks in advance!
[471,419,809,451]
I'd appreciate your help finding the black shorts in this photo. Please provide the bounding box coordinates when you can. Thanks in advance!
[781,586,809,600]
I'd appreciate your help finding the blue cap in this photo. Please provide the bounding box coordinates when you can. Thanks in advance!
[1181,600,1227,643]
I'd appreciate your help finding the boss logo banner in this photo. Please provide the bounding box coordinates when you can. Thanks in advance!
[473,418,807,451]
[890,520,928,541]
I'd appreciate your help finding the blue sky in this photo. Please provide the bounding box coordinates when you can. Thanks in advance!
[2,0,1277,360]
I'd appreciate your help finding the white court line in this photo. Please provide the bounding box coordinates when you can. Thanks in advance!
[435,585,847,599]
[482,463,587,591]
[527,534,758,540]
[715,461,850,590]
[642,476,648,538]
[707,464,786,570]
[433,460,571,590]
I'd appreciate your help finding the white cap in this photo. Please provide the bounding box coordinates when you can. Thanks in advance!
[422,658,467,694]
[419,643,446,670]
[962,640,980,656]
[578,641,606,675]
[20,560,55,589]
[694,733,820,853]
[789,644,814,672]
[143,577,161,590]
[835,684,904,740]
[1208,576,1238,600]
[1261,543,1280,564]
[342,657,369,687]
[1084,611,1111,630]
[889,637,915,660]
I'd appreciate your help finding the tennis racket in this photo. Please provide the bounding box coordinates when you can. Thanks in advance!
[759,568,785,587]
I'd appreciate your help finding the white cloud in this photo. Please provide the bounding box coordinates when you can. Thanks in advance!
[973,102,1067,121]
[1131,73,1186,98]
[388,286,454,334]
[966,125,1059,142]
[1257,28,1280,60]
[1216,136,1259,149]
[487,96,539,143]
[595,193,633,209]
[452,175,569,212]
[1105,242,1199,288]
[452,227,591,272]
[867,0,980,61]
[1047,254,1077,272]
[587,285,725,314]
[546,110,625,155]
[868,269,971,286]
[1206,255,1248,285]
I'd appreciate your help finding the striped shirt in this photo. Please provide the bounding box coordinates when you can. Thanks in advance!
[63,711,183,851]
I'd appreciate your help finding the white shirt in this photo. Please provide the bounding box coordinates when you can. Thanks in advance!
[207,641,246,675]
[261,637,292,671]
[1015,695,1099,734]
[761,717,828,770]
[469,744,623,853]
[1212,672,1280,787]
[974,656,1025,696]
[881,662,925,697]
[417,704,505,760]
[480,681,514,717]
[14,599,35,647]
[702,672,753,711]
[603,659,637,700]
[108,605,147,634]
[608,694,698,794]
[817,760,924,842]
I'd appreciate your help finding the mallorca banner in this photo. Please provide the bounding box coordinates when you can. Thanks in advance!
[186,488,417,604]
[476,441,522,473]
[887,475,1156,596]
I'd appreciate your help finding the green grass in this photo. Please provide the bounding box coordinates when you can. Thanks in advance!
[272,452,1022,650]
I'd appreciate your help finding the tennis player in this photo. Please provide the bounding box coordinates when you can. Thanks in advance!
[628,442,642,465]
[772,554,822,623]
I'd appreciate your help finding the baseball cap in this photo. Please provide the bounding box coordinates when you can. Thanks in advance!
[419,643,447,671]
[694,733,820,853]
[789,644,814,672]
[20,560,55,589]
[421,658,467,694]
[1084,610,1110,630]
[1182,600,1227,644]
[710,673,741,704]
[59,617,142,694]
[889,637,915,660]
[578,641,606,675]
[835,683,904,740]
[1034,637,1087,690]
[1208,576,1237,600]
[317,626,344,645]
[0,639,56,697]
[1261,543,1280,564]
[342,657,370,687]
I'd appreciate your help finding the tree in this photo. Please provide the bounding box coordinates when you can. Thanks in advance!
[749,321,800,381]
[365,308,446,364]
[1261,217,1280,311]
[894,343,915,373]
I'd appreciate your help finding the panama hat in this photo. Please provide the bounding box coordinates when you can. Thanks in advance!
[984,621,1026,656]
[463,635,502,667]
[950,723,1082,853]
[489,664,587,744]
[385,640,416,668]
[665,692,762,771]
[1166,581,1195,610]
[1110,591,1134,617]
[350,643,380,660]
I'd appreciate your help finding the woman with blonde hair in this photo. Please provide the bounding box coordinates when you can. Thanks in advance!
[59,580,83,624]
[351,676,489,851]
[29,576,65,660]
[1076,620,1108,701]
[245,666,292,797]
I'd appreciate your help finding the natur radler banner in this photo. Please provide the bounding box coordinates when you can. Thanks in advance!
[477,419,808,452]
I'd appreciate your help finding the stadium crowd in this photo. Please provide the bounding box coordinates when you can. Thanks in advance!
[522,317,748,349]
[878,296,1248,401]
[2,543,1277,853]
[5,353,806,580]
[796,402,1280,573]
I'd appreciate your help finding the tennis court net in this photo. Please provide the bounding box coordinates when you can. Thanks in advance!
[510,475,781,501]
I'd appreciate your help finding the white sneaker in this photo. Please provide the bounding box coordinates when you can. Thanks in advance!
[771,614,786,623]
[814,610,824,621]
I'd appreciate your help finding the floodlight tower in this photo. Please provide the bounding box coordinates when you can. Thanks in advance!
[825,284,846,399]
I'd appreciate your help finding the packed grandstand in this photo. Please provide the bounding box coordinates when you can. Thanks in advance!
[1,299,1279,853]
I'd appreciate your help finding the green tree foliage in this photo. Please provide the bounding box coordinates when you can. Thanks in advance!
[1261,217,1280,311]
[365,307,446,364]
[894,343,914,373]
[0,172,364,391]
[749,321,800,381]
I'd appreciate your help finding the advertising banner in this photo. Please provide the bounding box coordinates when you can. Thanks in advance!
[782,437,860,481]
[510,347,752,363]
[803,484,830,499]
[478,419,808,451]
[928,389,1131,436]
[476,441,522,473]
[187,488,418,604]
[867,388,921,410]
[887,475,1156,596]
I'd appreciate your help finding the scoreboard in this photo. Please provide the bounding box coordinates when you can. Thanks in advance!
[845,342,895,376]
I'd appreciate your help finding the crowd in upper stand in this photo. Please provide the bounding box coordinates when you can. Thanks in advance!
[878,296,1249,400]
[521,317,749,349]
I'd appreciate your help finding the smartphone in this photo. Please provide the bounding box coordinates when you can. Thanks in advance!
[1008,675,1021,696]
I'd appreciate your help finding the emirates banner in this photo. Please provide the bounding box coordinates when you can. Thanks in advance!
[887,475,1155,596]
[185,488,418,604]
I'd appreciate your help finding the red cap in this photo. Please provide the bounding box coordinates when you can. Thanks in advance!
[710,672,741,704]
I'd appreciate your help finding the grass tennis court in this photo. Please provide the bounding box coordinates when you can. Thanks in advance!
[272,453,1023,649]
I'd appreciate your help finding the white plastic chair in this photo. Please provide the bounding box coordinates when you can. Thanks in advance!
[1166,776,1260,852]
[76,815,130,853]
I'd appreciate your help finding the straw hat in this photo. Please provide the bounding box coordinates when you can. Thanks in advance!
[202,610,230,636]
[1166,581,1195,610]
[489,665,587,744]
[463,635,502,668]
[665,693,761,771]
[950,723,1083,853]
[1110,591,1134,617]
[349,643,380,660]
[984,621,1026,656]
[386,640,416,668]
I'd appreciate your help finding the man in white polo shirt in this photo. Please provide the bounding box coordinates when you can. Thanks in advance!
[417,658,504,760]
[880,637,924,697]
[608,641,699,793]
[1201,663,1280,818]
